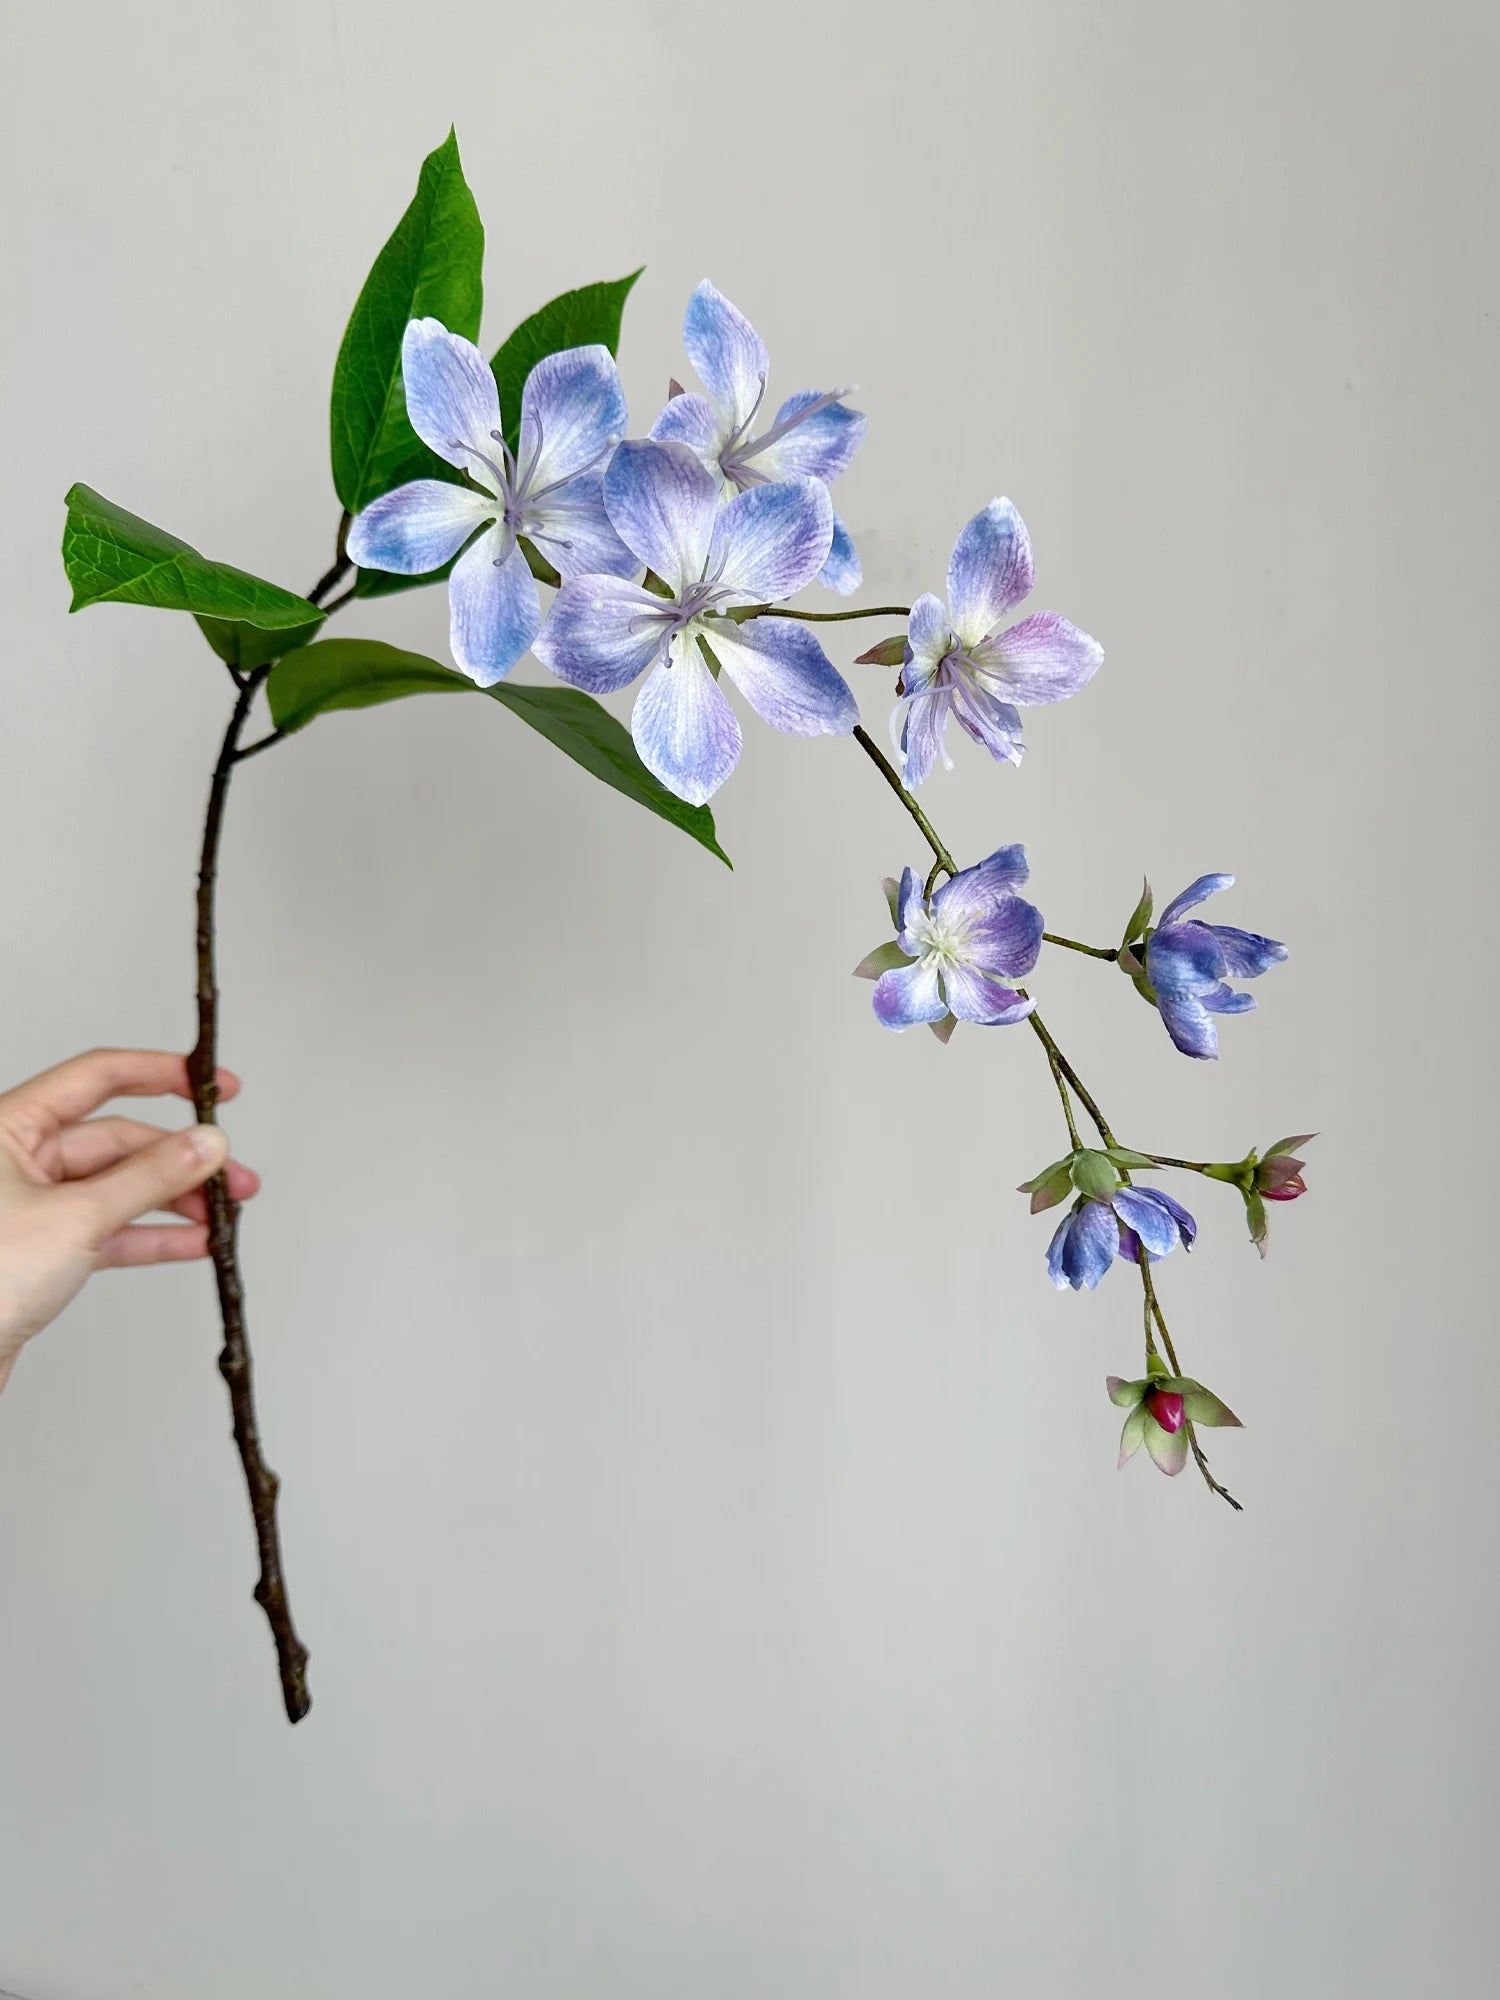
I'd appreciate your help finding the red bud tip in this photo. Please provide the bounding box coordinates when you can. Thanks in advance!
[1262,1173,1307,1202]
[1146,1389,1185,1433]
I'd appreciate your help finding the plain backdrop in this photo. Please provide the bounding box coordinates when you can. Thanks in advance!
[1,2,1495,1995]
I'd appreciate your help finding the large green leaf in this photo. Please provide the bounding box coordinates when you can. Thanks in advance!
[330,129,484,515]
[196,611,325,669]
[490,271,643,451]
[265,638,729,865]
[61,485,320,629]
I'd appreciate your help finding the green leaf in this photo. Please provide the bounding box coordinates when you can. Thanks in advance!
[352,552,456,600]
[852,940,909,981]
[196,611,325,670]
[62,485,320,629]
[330,129,484,514]
[1070,1149,1122,1201]
[1105,1147,1156,1170]
[489,271,642,452]
[264,638,729,865]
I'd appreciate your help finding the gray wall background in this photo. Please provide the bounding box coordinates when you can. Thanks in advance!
[1,1,1494,1994]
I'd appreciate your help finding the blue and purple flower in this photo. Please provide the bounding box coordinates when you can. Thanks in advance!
[1122,874,1288,1060]
[650,281,866,593]
[892,500,1102,786]
[1047,1185,1197,1291]
[346,319,635,687]
[855,846,1043,1032]
[534,439,858,804]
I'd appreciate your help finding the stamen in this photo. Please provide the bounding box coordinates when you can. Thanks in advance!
[447,437,508,494]
[738,385,854,462]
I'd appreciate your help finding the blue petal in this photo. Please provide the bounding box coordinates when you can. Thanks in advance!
[602,440,718,595]
[946,499,1034,649]
[401,319,503,476]
[941,965,1034,1026]
[682,280,768,434]
[1046,1209,1076,1287]
[649,391,730,464]
[1200,982,1256,1015]
[527,467,640,580]
[1151,1187,1199,1247]
[895,866,927,941]
[872,956,946,1029]
[949,676,1025,764]
[750,391,866,484]
[971,611,1103,705]
[1155,990,1220,1060]
[818,513,862,595]
[518,345,627,491]
[532,576,672,694]
[958,895,1045,983]
[1050,1201,1117,1291]
[448,531,540,688]
[710,477,833,602]
[895,690,954,786]
[631,637,743,804]
[1159,874,1234,927]
[967,844,1030,895]
[1209,924,1288,978]
[706,618,858,737]
[1147,922,1227,993]
[1111,1186,1182,1260]
[346,479,493,575]
[905,594,951,683]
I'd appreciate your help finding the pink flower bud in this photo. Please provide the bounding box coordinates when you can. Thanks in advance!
[1146,1388,1185,1433]
[1261,1170,1307,1202]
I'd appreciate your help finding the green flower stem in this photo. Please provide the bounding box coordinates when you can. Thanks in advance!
[1139,1258,1241,1512]
[851,726,958,876]
[735,602,910,624]
[1047,1047,1083,1151]
[1146,1153,1215,1174]
[1042,932,1119,962]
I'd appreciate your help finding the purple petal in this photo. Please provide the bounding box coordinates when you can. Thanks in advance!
[939,891,1044,984]
[818,513,862,595]
[1144,1416,1191,1476]
[1111,1187,1182,1260]
[682,280,767,434]
[1155,990,1220,1060]
[708,618,858,737]
[603,440,718,596]
[1209,924,1288,978]
[946,499,1034,648]
[710,477,833,603]
[448,531,541,688]
[895,690,954,786]
[894,866,927,941]
[1149,1187,1198,1247]
[872,956,946,1029]
[630,638,743,804]
[533,574,671,694]
[1049,1201,1118,1291]
[948,677,1026,764]
[1159,874,1234,927]
[905,594,952,682]
[518,345,627,491]
[1200,982,1257,1015]
[966,843,1030,895]
[649,391,728,462]
[972,610,1103,705]
[751,390,866,484]
[527,468,640,581]
[940,965,1034,1025]
[401,318,503,472]
[1147,922,1228,993]
[347,479,493,575]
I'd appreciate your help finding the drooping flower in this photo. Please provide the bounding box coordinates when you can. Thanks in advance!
[650,281,866,593]
[1046,1182,1197,1291]
[855,846,1043,1032]
[346,319,635,687]
[1107,1357,1242,1477]
[1118,874,1288,1060]
[534,440,857,804]
[889,500,1102,786]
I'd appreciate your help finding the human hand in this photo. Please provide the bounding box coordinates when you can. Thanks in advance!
[0,1049,260,1394]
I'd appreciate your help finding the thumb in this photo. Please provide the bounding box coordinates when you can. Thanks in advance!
[72,1124,230,1242]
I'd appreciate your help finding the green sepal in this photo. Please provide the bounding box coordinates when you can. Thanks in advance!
[1264,1132,1317,1159]
[1107,1374,1147,1409]
[853,940,909,981]
[490,271,642,454]
[1024,1162,1076,1214]
[62,485,319,631]
[881,875,901,926]
[697,633,723,678]
[929,1013,958,1046]
[263,637,729,865]
[330,128,484,515]
[1182,1384,1242,1428]
[853,635,908,667]
[1243,1187,1269,1255]
[1121,879,1153,947]
[1145,1350,1171,1381]
[1070,1149,1122,1201]
[1019,1155,1074,1194]
[1105,1147,1156,1170]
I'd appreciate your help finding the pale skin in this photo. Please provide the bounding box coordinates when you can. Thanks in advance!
[0,1049,259,1396]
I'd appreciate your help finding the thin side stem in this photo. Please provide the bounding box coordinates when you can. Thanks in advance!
[1146,1153,1214,1174]
[306,512,352,609]
[851,726,957,876]
[1139,1260,1242,1512]
[739,602,910,624]
[1046,1048,1082,1151]
[1023,1012,1117,1149]
[186,681,312,1723]
[1043,932,1119,962]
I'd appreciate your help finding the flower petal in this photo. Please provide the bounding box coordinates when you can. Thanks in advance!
[1108,1375,1148,1410]
[895,866,927,941]
[1111,1186,1183,1260]
[528,468,640,580]
[1149,1186,1198,1247]
[818,513,862,595]
[532,575,671,694]
[946,499,1034,648]
[649,390,729,464]
[905,595,952,682]
[941,965,1034,1025]
[630,636,743,804]
[1200,982,1256,1015]
[1209,924,1288,978]
[710,478,834,603]
[682,280,768,435]
[972,610,1103,706]
[966,843,1030,895]
[872,956,946,1029]
[1182,1385,1243,1428]
[1158,874,1234,927]
[1147,922,1228,993]
[448,531,540,688]
[1155,990,1220,1060]
[895,690,954,786]
[346,479,494,575]
[948,677,1026,764]
[518,345,628,491]
[1117,1405,1147,1466]
[401,318,503,473]
[603,440,718,595]
[706,617,858,738]
[751,390,866,484]
[1050,1201,1118,1291]
[1144,1415,1191,1476]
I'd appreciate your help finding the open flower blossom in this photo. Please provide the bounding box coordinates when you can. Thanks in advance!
[892,500,1102,786]
[1107,1358,1242,1477]
[1124,874,1288,1060]
[855,846,1043,1031]
[347,319,635,687]
[1047,1185,1197,1291]
[650,280,866,593]
[534,439,858,804]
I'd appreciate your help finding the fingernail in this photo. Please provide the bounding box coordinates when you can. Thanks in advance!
[188,1124,229,1164]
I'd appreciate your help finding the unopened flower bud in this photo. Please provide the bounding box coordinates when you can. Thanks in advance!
[1146,1388,1185,1432]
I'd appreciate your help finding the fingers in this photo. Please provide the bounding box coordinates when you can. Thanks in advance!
[68,1125,230,1244]
[0,1049,242,1140]
[94,1222,212,1269]
[49,1115,260,1203]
